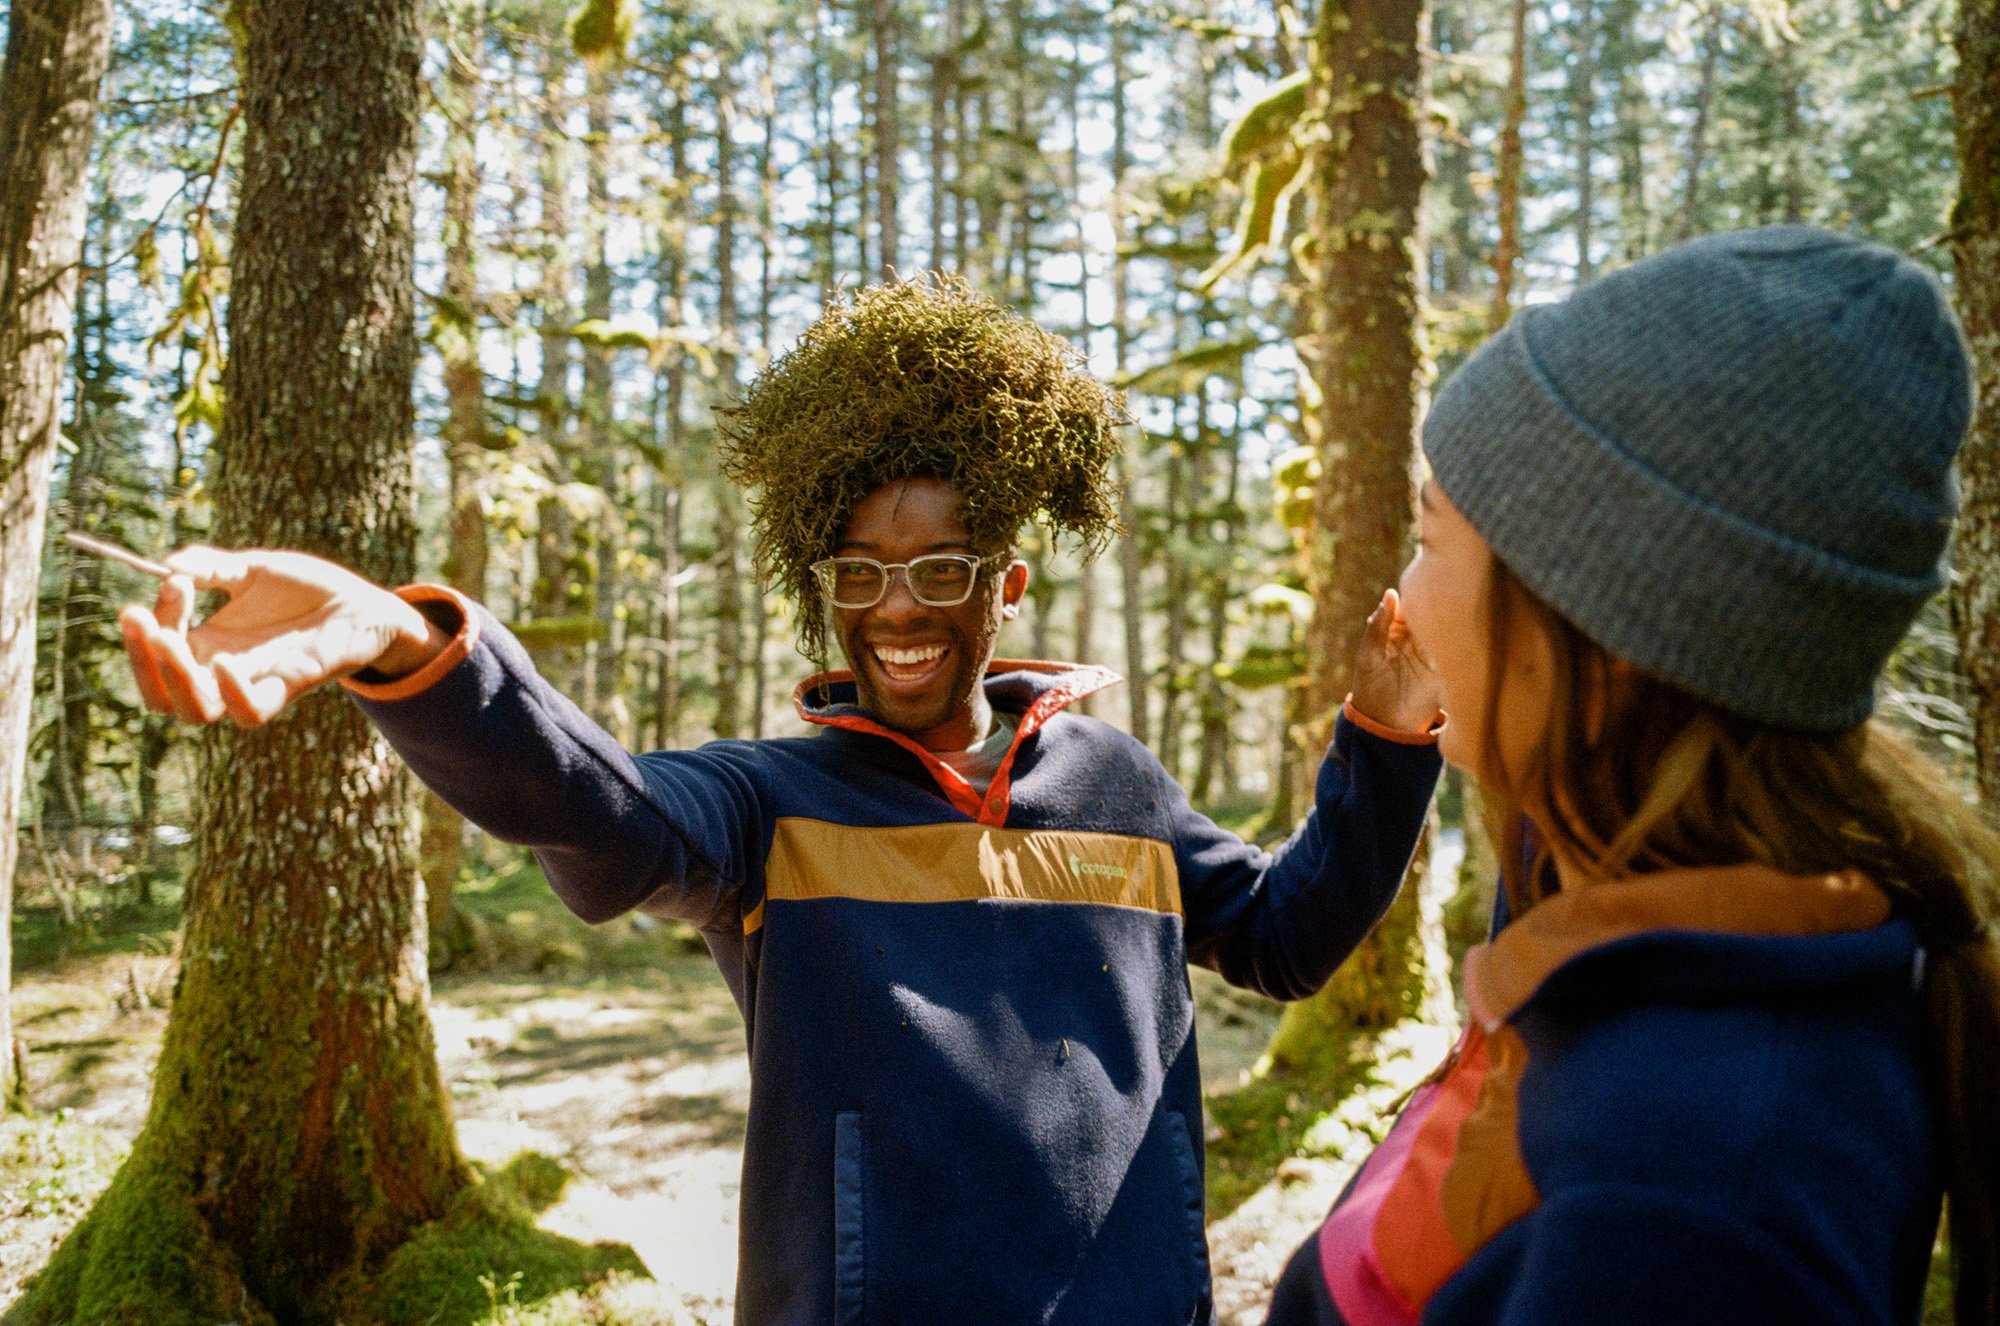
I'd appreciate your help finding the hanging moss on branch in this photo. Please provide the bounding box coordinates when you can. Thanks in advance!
[719,273,1126,663]
[566,0,636,65]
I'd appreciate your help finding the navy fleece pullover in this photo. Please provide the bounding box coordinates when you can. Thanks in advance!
[346,586,1443,1325]
[1263,865,1940,1326]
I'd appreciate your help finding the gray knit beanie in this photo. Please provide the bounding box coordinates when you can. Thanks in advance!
[1423,225,1973,733]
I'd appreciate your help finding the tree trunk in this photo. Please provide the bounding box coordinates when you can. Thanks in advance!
[14,0,479,1318]
[1490,0,1526,327]
[1273,0,1431,1051]
[1572,0,1597,282]
[931,0,961,272]
[1673,1,1723,244]
[1605,0,1649,261]
[582,64,626,737]
[874,0,900,278]
[1952,0,2000,807]
[1110,15,1148,743]
[0,0,113,1112]
[713,55,745,738]
[424,0,491,950]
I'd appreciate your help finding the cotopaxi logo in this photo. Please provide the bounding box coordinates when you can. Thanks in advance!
[1069,852,1129,881]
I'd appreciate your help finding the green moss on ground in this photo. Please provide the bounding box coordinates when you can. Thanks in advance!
[1201,1029,1375,1220]
[7,1141,650,1326]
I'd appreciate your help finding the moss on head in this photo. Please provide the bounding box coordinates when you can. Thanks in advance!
[719,274,1125,663]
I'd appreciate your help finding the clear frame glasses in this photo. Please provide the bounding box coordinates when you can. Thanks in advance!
[809,553,1006,609]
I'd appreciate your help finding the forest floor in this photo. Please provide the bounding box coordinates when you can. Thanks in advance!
[2,845,1448,1325]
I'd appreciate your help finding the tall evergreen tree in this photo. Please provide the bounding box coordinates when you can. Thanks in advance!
[1268,0,1433,1062]
[12,1,473,1315]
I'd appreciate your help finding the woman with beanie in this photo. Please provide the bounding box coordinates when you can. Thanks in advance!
[1265,226,2000,1326]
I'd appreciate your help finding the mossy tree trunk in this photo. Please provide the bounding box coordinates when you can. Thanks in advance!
[0,0,113,1111]
[1269,0,1431,1062]
[1952,0,2000,808]
[12,0,474,1319]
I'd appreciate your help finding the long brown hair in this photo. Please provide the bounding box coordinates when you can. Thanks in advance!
[1476,558,2000,1326]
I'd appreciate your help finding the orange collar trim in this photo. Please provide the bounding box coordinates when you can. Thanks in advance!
[790,660,1124,825]
[1461,864,1892,1031]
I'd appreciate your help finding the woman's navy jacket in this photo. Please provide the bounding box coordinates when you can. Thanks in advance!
[346,586,1444,1325]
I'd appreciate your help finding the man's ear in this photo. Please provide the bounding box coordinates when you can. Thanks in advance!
[998,558,1029,621]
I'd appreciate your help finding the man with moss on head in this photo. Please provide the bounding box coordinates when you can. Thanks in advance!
[118,276,1444,1324]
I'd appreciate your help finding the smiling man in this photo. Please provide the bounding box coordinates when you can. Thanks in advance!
[118,277,1444,1325]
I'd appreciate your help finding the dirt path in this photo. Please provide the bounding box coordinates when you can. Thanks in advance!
[4,945,1318,1321]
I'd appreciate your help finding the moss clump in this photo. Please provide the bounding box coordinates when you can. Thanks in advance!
[719,273,1125,663]
[5,1132,274,1326]
[356,1156,645,1326]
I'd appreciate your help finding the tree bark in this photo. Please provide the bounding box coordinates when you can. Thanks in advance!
[582,64,627,737]
[1952,0,2000,807]
[1490,0,1526,327]
[1109,14,1149,744]
[1672,1,1723,244]
[1572,0,1597,282]
[874,0,900,278]
[1275,0,1431,1050]
[0,0,113,1111]
[713,54,745,738]
[13,0,480,1318]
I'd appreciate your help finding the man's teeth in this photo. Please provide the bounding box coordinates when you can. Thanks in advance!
[875,645,945,666]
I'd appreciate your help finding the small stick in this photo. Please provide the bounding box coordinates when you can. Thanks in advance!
[64,531,174,580]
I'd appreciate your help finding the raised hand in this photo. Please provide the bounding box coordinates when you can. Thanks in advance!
[1349,587,1443,733]
[118,547,446,728]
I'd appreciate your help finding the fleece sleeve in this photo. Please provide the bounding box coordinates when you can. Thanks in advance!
[344,587,763,931]
[1431,1185,1866,1326]
[1174,704,1441,1000]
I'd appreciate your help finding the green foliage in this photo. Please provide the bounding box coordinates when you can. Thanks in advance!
[567,0,637,66]
[565,319,655,353]
[1218,71,1310,171]
[719,275,1126,663]
[1215,642,1304,690]
[1115,338,1263,397]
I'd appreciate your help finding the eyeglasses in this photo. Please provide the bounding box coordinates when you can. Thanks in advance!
[809,553,1007,609]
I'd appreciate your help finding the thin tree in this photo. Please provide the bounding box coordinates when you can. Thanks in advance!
[874,0,900,276]
[1673,0,1725,243]
[1573,0,1598,281]
[712,50,746,739]
[0,0,114,1109]
[423,0,492,951]
[1490,0,1526,327]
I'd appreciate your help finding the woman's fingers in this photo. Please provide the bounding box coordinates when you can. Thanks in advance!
[213,655,292,727]
[119,605,176,714]
[155,574,195,635]
[147,614,226,723]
